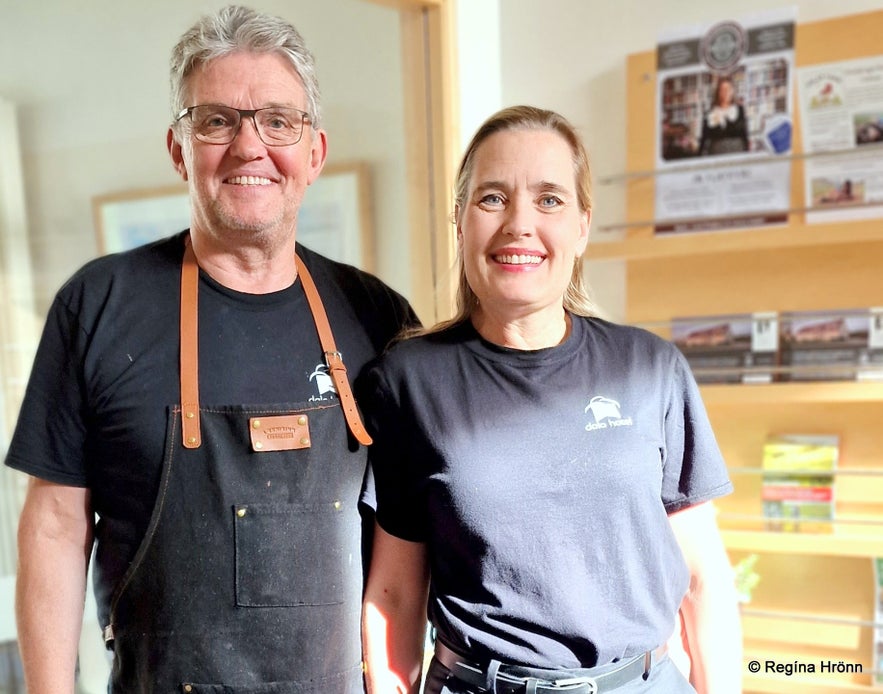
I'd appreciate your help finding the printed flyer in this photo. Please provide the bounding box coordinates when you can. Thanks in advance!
[655,8,795,234]
[797,55,883,224]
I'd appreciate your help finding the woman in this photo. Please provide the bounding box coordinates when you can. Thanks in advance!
[698,76,749,156]
[359,106,742,694]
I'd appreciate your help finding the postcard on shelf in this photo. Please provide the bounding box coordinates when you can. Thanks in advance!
[779,308,883,382]
[761,434,838,533]
[672,312,778,384]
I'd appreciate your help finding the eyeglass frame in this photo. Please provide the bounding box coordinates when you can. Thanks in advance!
[174,104,313,147]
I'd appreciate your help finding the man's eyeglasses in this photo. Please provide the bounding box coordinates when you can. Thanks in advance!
[175,104,311,146]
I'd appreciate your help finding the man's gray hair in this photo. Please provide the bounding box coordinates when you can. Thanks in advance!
[170,5,322,128]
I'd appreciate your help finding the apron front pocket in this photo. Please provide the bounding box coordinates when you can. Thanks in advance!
[233,502,347,607]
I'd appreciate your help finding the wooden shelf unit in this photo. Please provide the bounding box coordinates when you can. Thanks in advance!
[723,530,883,559]
[701,382,883,406]
[604,10,883,693]
[743,672,874,694]
[588,218,883,261]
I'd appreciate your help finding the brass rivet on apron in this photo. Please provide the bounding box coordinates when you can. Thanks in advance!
[252,419,261,429]
[186,436,196,445]
[255,441,263,450]
[185,411,195,419]
[300,437,310,446]
[333,501,342,510]
[297,415,307,425]
[237,508,247,518]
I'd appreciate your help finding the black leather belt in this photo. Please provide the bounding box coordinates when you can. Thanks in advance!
[434,641,667,694]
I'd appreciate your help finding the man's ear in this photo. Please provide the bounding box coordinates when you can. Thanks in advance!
[306,128,328,186]
[167,128,188,181]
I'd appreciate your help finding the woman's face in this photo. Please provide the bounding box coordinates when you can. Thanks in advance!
[717,79,735,106]
[457,128,590,322]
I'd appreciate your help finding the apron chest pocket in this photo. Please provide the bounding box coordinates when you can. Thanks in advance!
[233,502,346,607]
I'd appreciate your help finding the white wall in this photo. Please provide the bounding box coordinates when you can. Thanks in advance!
[456,0,503,151]
[495,0,883,320]
[0,0,410,313]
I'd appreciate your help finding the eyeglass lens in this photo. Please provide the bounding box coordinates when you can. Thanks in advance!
[188,105,307,145]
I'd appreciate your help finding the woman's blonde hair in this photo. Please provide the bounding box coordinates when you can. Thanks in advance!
[426,105,600,335]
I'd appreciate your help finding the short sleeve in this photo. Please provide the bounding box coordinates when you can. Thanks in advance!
[5,295,89,486]
[660,349,733,513]
[356,359,427,542]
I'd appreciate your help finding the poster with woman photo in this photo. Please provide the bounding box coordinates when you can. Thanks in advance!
[654,8,795,234]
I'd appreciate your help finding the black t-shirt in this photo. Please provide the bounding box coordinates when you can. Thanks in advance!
[357,316,732,669]
[6,231,416,619]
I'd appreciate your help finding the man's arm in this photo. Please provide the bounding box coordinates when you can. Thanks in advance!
[16,476,94,693]
[362,523,430,694]
[669,501,743,694]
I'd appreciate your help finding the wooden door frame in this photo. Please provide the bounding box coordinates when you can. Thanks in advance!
[359,0,458,323]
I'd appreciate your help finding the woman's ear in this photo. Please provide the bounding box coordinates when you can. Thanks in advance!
[576,209,591,257]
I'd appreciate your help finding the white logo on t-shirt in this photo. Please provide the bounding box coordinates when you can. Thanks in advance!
[584,396,634,432]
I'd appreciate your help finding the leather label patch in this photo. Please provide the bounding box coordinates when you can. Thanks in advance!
[249,414,311,452]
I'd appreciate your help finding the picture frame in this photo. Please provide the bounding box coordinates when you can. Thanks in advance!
[296,162,373,271]
[91,162,373,270]
[92,184,189,255]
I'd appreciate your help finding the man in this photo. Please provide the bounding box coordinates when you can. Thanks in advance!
[8,6,416,692]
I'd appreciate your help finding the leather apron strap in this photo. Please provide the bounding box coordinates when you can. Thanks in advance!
[180,240,201,448]
[295,255,373,446]
[178,238,373,449]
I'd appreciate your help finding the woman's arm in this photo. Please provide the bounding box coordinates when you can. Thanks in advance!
[697,114,711,156]
[362,522,431,694]
[669,501,743,694]
[737,104,749,151]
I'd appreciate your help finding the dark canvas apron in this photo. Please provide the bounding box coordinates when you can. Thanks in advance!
[103,242,371,693]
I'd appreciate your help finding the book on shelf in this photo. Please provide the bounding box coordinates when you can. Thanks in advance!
[779,307,883,382]
[671,312,778,384]
[761,434,838,533]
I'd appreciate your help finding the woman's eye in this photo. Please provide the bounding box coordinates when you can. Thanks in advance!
[539,195,563,208]
[480,194,504,205]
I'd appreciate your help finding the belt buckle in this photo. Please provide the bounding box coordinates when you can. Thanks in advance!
[551,676,597,693]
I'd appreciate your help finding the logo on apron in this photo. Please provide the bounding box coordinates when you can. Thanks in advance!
[309,363,337,401]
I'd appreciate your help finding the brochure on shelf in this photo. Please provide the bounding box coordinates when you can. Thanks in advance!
[671,312,778,383]
[761,434,838,533]
[779,307,883,382]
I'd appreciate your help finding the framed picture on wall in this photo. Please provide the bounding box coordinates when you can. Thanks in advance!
[296,162,373,271]
[92,185,190,255]
[91,162,373,270]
